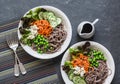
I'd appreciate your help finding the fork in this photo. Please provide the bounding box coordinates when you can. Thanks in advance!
[6,34,27,76]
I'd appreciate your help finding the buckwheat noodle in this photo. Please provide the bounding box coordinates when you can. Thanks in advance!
[85,60,109,84]
[46,24,67,53]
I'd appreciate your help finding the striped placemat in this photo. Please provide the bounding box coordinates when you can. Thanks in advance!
[0,21,60,84]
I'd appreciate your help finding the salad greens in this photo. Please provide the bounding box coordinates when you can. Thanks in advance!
[19,27,30,34]
[21,17,35,28]
[69,48,80,55]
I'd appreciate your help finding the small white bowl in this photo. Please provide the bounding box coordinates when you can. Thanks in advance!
[18,6,72,59]
[61,41,115,84]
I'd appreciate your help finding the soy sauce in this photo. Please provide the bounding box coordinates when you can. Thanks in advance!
[81,23,92,33]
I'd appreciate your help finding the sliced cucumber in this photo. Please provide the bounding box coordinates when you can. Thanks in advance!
[73,76,81,84]
[68,70,75,81]
[38,12,43,20]
[48,15,56,21]
[47,12,55,18]
[69,73,75,81]
[50,18,61,28]
[50,21,58,28]
[37,11,62,28]
[73,76,86,84]
[42,12,49,20]
[68,70,74,76]
[56,17,62,25]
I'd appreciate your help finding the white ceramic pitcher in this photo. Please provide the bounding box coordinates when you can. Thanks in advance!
[77,19,99,39]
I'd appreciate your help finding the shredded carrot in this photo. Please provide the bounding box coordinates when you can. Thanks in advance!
[71,53,90,73]
[32,20,53,37]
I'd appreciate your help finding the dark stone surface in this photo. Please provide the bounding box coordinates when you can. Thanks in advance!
[0,0,120,84]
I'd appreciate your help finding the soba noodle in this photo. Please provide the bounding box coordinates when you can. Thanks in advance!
[85,60,109,84]
[45,24,67,53]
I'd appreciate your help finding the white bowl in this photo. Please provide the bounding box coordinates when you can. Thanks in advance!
[18,6,72,59]
[61,41,115,84]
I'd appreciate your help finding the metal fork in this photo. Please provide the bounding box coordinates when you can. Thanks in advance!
[6,34,27,76]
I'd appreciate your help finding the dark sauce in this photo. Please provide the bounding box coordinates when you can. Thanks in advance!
[81,23,92,33]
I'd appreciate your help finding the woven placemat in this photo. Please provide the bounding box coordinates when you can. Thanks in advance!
[0,21,60,84]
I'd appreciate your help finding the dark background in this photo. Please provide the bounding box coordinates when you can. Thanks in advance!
[0,0,120,84]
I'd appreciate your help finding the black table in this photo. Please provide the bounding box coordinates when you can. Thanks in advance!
[0,0,120,84]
